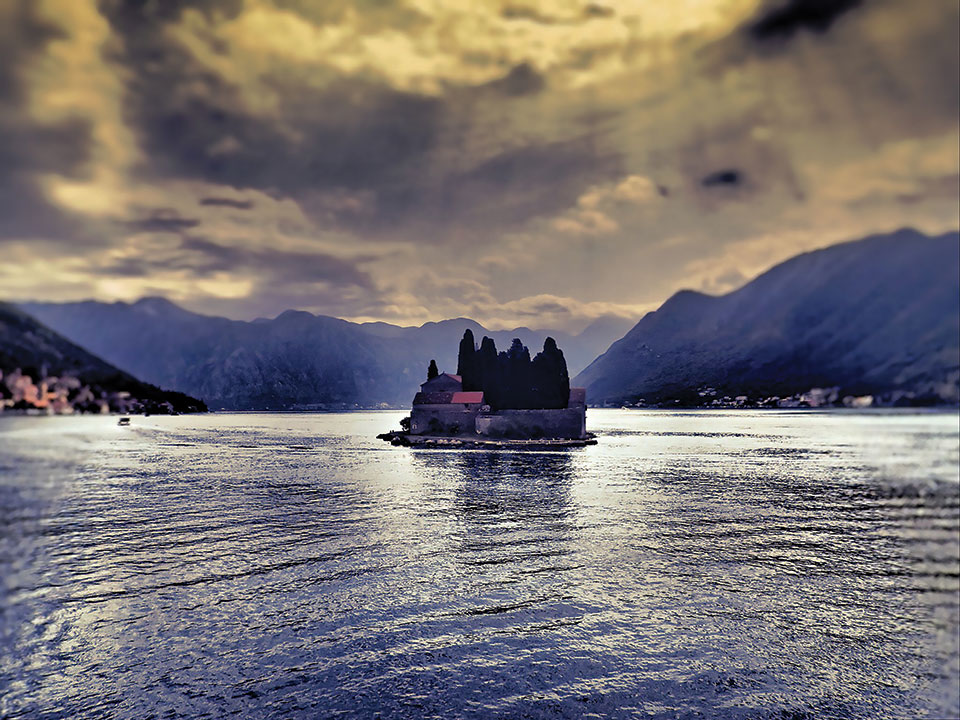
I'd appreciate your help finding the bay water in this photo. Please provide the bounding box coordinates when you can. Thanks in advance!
[1,409,958,719]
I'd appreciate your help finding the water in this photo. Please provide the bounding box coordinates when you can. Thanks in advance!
[1,409,957,720]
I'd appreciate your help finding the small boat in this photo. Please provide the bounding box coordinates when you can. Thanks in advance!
[117,417,131,426]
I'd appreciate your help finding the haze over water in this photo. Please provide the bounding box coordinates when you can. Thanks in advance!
[1,410,958,719]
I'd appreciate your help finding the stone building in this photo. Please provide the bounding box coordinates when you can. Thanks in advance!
[410,374,485,434]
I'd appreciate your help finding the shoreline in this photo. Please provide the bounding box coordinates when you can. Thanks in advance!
[377,430,598,450]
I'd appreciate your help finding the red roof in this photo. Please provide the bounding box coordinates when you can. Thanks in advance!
[447,374,462,382]
[414,390,483,405]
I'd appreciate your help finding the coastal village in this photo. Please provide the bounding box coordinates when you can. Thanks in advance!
[617,386,876,409]
[0,368,177,415]
[615,386,922,409]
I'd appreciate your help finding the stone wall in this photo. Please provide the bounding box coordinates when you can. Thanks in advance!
[410,403,482,434]
[475,407,585,439]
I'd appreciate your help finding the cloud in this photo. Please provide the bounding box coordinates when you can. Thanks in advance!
[200,197,254,209]
[427,138,623,232]
[1,0,957,332]
[30,229,380,321]
[747,0,863,42]
[809,133,960,207]
[100,0,619,238]
[122,210,201,234]
[701,169,743,188]
[698,267,748,294]
[180,236,376,287]
[471,294,645,332]
[551,175,661,236]
[0,1,94,241]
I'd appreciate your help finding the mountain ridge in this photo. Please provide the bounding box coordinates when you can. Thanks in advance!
[18,300,631,409]
[575,228,960,406]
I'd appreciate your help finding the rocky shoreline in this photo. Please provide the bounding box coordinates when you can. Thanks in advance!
[376,431,598,450]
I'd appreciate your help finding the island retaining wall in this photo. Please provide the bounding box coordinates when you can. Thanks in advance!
[475,408,585,440]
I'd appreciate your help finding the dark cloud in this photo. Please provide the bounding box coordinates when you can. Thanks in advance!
[269,0,426,33]
[0,118,94,241]
[501,4,615,24]
[583,4,615,19]
[92,257,152,277]
[429,137,622,229]
[0,2,64,103]
[701,169,743,188]
[94,1,616,239]
[0,1,93,242]
[122,210,201,234]
[482,63,546,97]
[180,237,375,287]
[124,60,443,223]
[93,235,375,289]
[98,2,443,206]
[126,56,607,235]
[199,197,254,210]
[501,6,556,24]
[531,301,573,315]
[748,0,863,42]
[99,0,245,37]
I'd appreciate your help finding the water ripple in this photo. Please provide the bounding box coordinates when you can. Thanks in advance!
[1,410,957,720]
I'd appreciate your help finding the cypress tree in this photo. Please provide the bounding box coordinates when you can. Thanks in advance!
[427,359,439,380]
[530,337,570,408]
[477,336,499,407]
[457,329,479,390]
[501,339,532,409]
[469,335,570,409]
[544,337,570,408]
[495,350,511,409]
[531,349,548,408]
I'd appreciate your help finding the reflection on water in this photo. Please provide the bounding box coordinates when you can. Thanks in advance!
[0,410,957,719]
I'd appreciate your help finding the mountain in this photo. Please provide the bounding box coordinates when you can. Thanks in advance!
[575,229,960,406]
[16,298,399,410]
[0,302,206,413]
[18,299,629,410]
[355,316,633,380]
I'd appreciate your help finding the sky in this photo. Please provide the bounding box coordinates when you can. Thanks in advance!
[1,0,958,331]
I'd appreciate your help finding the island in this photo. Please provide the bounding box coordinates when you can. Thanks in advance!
[379,330,596,449]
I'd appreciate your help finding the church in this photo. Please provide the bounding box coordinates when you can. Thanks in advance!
[409,369,587,440]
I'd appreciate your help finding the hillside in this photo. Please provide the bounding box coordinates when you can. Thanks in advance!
[18,299,630,410]
[575,229,960,407]
[0,303,206,413]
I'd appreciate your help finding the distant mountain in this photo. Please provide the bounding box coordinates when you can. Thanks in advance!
[0,302,206,413]
[356,316,633,380]
[575,229,960,406]
[18,299,630,410]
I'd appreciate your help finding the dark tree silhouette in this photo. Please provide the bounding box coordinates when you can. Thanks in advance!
[477,336,499,407]
[457,329,480,390]
[427,359,439,380]
[532,337,570,408]
[497,339,533,409]
[466,335,571,409]
[549,337,571,407]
